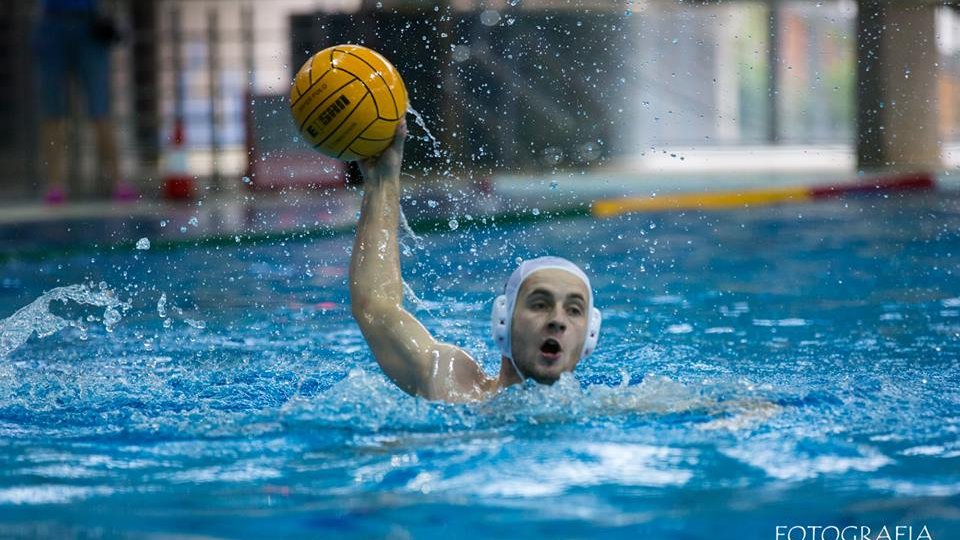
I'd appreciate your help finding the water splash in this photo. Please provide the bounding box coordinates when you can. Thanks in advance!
[280,368,752,435]
[156,292,205,330]
[397,203,428,312]
[403,280,433,314]
[407,106,442,158]
[0,284,129,359]
[157,293,167,319]
[477,373,712,423]
[398,206,424,253]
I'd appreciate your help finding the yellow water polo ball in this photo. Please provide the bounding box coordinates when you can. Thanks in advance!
[290,44,408,161]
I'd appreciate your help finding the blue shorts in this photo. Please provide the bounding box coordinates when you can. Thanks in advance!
[34,14,111,120]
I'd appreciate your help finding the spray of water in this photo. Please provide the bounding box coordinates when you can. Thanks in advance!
[402,280,433,314]
[0,284,129,359]
[397,113,432,310]
[407,106,443,159]
[398,206,425,252]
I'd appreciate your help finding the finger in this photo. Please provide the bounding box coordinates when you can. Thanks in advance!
[357,157,374,173]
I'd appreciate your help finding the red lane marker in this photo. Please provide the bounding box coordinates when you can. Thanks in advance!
[810,172,936,199]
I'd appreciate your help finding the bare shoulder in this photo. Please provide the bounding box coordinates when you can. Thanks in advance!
[421,344,499,403]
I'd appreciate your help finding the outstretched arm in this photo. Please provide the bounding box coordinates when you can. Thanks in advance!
[349,122,491,401]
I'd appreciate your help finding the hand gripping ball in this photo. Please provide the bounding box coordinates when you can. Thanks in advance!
[290,45,408,161]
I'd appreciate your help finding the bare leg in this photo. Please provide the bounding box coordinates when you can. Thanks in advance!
[94,118,137,200]
[40,119,68,195]
[93,118,120,187]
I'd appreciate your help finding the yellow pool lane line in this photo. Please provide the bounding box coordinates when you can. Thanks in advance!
[592,187,812,218]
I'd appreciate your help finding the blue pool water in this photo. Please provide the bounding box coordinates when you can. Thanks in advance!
[0,192,958,538]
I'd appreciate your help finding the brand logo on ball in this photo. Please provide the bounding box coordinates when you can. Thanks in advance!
[319,95,352,126]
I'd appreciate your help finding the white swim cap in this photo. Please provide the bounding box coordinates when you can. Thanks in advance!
[491,256,601,362]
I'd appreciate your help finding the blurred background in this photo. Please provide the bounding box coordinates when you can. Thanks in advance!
[1,0,959,203]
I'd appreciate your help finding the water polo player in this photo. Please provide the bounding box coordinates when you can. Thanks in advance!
[348,122,601,402]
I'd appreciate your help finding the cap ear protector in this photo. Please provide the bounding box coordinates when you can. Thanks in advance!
[582,306,602,357]
[491,294,601,360]
[491,294,510,356]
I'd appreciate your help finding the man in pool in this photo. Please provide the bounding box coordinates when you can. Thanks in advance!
[349,121,601,402]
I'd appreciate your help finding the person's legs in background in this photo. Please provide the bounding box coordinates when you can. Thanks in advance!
[39,119,68,203]
[81,22,136,201]
[92,117,122,197]
[36,12,135,204]
[35,18,70,204]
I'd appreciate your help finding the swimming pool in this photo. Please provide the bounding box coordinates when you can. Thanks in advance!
[0,191,958,538]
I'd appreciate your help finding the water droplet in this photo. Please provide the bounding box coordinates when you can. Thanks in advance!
[480,9,501,26]
[448,218,459,230]
[103,308,121,331]
[451,44,470,63]
[135,237,151,250]
[184,319,206,330]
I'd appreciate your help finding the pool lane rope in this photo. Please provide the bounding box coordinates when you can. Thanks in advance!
[591,172,936,218]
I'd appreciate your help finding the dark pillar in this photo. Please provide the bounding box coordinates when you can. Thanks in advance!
[207,7,221,189]
[0,1,37,197]
[130,0,161,178]
[766,0,780,144]
[856,1,940,171]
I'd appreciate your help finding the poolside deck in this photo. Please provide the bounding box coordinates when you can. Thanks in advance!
[1,164,958,262]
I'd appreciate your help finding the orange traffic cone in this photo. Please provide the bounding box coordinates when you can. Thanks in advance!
[163,120,195,200]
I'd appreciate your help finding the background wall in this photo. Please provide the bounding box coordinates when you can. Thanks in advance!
[1,0,959,199]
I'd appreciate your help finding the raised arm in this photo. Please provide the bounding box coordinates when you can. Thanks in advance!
[349,122,492,401]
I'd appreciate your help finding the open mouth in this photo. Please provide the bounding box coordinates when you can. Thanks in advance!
[539,338,562,360]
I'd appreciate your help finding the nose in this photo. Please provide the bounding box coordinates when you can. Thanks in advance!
[547,314,567,334]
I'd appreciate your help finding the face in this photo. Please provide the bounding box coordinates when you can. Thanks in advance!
[510,269,590,384]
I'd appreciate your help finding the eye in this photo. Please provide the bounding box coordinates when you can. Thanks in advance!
[532,301,548,310]
[568,306,583,317]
